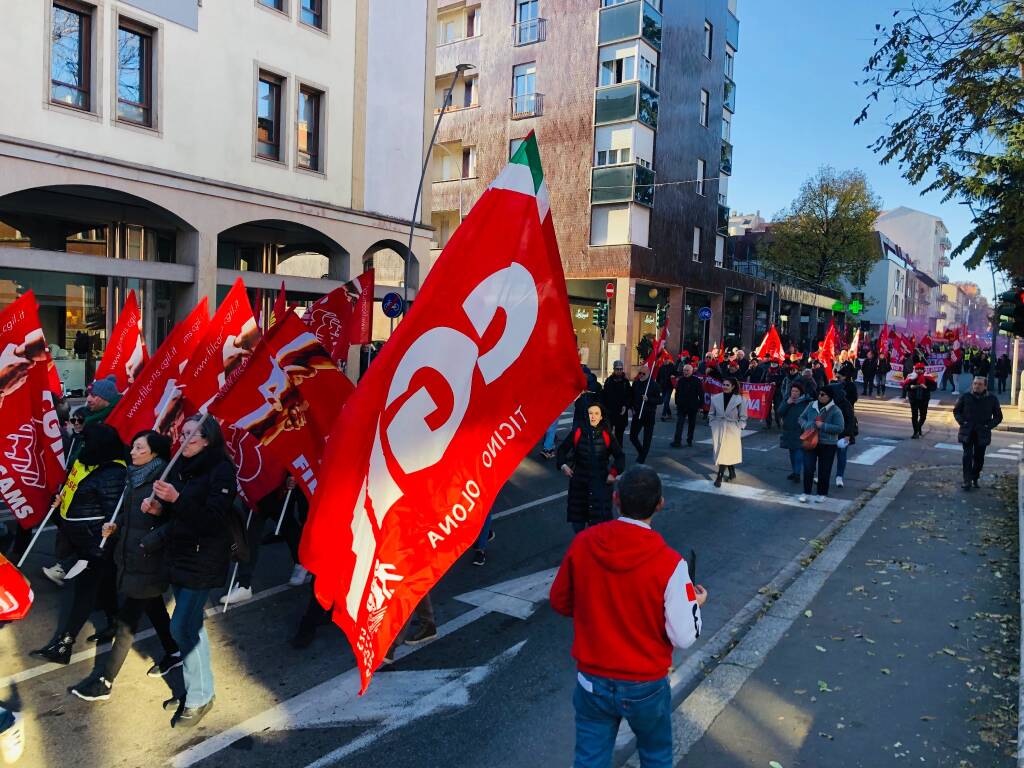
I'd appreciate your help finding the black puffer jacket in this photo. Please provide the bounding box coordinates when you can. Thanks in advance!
[601,374,632,422]
[674,375,704,412]
[165,449,238,591]
[556,423,625,525]
[62,461,128,560]
[111,458,171,599]
[953,391,1003,447]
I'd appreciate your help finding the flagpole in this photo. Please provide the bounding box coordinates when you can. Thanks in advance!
[15,500,59,569]
[145,412,211,505]
[273,487,293,537]
[223,508,253,615]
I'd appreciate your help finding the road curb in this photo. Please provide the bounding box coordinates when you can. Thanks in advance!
[1018,444,1023,768]
[613,468,905,767]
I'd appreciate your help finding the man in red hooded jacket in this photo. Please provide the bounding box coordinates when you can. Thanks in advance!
[902,361,937,438]
[551,466,707,767]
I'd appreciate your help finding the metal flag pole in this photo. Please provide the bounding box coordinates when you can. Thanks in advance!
[15,497,60,569]
[63,491,127,581]
[223,507,253,615]
[273,487,294,537]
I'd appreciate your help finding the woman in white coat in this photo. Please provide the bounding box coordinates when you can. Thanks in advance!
[709,377,747,487]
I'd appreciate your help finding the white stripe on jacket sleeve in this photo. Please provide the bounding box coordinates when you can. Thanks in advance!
[664,560,702,649]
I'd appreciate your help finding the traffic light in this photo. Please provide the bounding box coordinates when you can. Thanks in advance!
[592,302,608,331]
[656,303,669,328]
[997,284,1024,336]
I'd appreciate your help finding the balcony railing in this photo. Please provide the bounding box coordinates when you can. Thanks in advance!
[724,75,736,112]
[598,0,662,50]
[591,163,656,207]
[594,82,659,128]
[510,92,544,119]
[726,10,739,51]
[512,17,546,46]
[720,139,733,176]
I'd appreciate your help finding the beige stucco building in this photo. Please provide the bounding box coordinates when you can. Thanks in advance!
[0,0,436,392]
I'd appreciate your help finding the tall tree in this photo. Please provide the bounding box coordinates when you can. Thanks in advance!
[857,0,1024,276]
[761,166,882,289]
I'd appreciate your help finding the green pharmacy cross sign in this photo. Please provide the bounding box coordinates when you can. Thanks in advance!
[831,300,863,315]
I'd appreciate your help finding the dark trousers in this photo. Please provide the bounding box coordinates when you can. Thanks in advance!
[673,409,698,444]
[962,436,987,480]
[98,595,178,681]
[875,374,887,397]
[296,579,331,633]
[996,376,1008,394]
[660,388,673,418]
[56,558,116,642]
[630,417,655,463]
[862,376,874,396]
[237,491,307,588]
[910,400,929,434]
[802,444,838,496]
[609,415,628,449]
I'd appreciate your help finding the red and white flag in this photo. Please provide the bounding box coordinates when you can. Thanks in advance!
[644,322,670,379]
[94,289,148,392]
[819,319,838,381]
[0,292,66,528]
[0,553,33,621]
[300,132,585,691]
[209,311,354,501]
[302,268,375,366]
[755,325,785,363]
[848,328,861,357]
[107,298,209,446]
[269,281,288,329]
[175,279,284,506]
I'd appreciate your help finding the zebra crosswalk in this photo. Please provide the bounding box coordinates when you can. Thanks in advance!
[934,442,1021,462]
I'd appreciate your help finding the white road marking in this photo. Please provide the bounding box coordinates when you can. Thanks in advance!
[849,445,895,465]
[863,436,899,445]
[934,442,1019,460]
[454,567,558,619]
[491,492,567,521]
[660,476,850,512]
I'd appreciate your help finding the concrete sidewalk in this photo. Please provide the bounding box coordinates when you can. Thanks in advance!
[677,465,1020,768]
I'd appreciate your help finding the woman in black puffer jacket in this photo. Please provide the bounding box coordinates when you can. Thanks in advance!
[30,423,126,664]
[149,414,237,729]
[69,430,182,702]
[557,402,625,534]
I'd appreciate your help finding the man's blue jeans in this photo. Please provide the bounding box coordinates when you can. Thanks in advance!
[170,586,213,708]
[543,420,558,452]
[788,447,804,477]
[573,672,671,768]
[836,442,848,478]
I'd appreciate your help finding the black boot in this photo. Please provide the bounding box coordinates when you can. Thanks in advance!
[30,633,74,665]
[962,476,972,490]
[714,467,724,488]
[728,466,737,481]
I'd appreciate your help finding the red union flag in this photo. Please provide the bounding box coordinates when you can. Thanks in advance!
[107,298,209,445]
[94,289,148,392]
[0,553,33,621]
[301,133,585,691]
[0,292,66,528]
[302,268,375,364]
[209,311,354,501]
[755,325,785,363]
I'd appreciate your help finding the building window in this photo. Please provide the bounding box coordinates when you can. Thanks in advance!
[511,61,537,115]
[692,226,702,262]
[116,21,153,126]
[296,86,321,170]
[699,89,709,127]
[256,72,283,161]
[462,146,477,178]
[50,2,91,111]
[600,0,628,5]
[725,45,735,79]
[463,76,477,108]
[715,235,725,266]
[258,0,286,12]
[515,0,540,45]
[696,159,706,196]
[300,0,323,28]
[704,21,713,60]
[600,53,635,86]
[722,110,731,141]
[467,6,480,36]
[638,54,657,89]
[596,148,630,166]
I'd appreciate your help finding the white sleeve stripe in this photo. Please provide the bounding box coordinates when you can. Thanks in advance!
[664,560,702,650]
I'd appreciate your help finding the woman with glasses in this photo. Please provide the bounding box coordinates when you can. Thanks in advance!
[797,388,845,503]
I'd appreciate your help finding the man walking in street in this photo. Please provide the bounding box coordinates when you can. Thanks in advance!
[602,361,632,448]
[551,466,706,768]
[953,376,1003,490]
[629,367,661,464]
[670,364,703,447]
[902,361,937,438]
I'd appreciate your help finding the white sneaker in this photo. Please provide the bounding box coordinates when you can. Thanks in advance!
[835,476,844,488]
[814,495,826,503]
[0,710,25,765]
[42,563,66,587]
[798,494,808,503]
[219,585,253,606]
[288,564,311,587]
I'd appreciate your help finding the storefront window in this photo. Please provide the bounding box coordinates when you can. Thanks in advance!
[682,292,711,355]
[632,308,658,365]
[723,291,744,351]
[570,302,603,369]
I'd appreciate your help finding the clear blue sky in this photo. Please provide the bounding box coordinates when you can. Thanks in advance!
[727,0,1005,300]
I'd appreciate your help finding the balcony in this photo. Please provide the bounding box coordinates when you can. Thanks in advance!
[510,93,544,119]
[598,0,662,51]
[724,75,736,112]
[512,17,547,46]
[591,163,656,207]
[717,203,730,233]
[726,10,739,51]
[594,82,659,129]
[720,140,733,176]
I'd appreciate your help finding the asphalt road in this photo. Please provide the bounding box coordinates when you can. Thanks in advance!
[2,389,1020,768]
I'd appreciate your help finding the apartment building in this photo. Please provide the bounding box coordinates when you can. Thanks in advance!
[0,0,435,391]
[430,0,777,372]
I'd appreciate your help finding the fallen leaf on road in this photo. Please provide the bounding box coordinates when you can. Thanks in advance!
[818,680,832,692]
[920,715,936,721]
[804,610,813,618]
[769,762,784,768]
[815,645,827,653]
[942,647,957,656]
[880,668,891,675]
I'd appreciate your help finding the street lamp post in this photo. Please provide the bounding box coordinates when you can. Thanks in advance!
[402,63,475,312]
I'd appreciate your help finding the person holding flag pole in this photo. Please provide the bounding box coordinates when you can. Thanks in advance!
[630,323,667,464]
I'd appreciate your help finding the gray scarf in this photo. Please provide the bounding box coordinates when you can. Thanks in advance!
[128,457,167,489]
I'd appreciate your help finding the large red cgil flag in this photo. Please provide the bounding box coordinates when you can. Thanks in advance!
[300,133,585,691]
[107,298,209,446]
[0,292,66,528]
[0,553,33,621]
[819,319,838,381]
[94,289,149,392]
[208,311,355,501]
[175,279,285,506]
